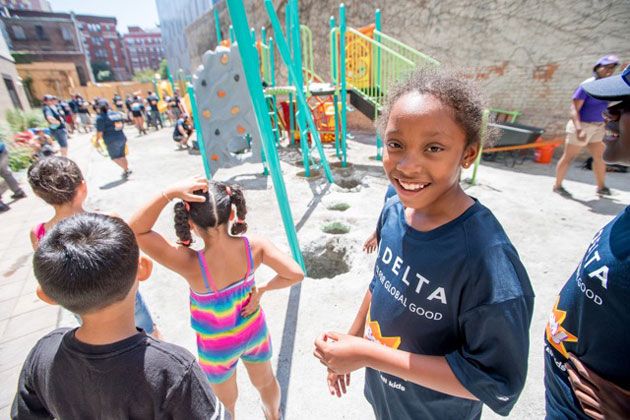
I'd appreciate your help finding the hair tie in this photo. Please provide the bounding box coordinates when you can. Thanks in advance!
[225,186,231,196]
[236,219,245,223]
[178,239,192,245]
[184,201,190,211]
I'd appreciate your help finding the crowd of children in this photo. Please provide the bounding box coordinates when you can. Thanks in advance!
[7,65,630,420]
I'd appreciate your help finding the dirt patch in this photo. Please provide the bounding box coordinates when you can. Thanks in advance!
[302,236,351,279]
[327,203,351,211]
[333,170,365,190]
[322,222,351,234]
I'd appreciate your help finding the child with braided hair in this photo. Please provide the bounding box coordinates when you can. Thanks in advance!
[129,176,304,420]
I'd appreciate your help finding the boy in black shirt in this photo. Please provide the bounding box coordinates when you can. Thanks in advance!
[12,213,229,420]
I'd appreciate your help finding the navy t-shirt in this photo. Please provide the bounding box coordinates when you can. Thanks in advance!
[173,118,191,138]
[96,111,126,143]
[365,197,534,420]
[148,95,160,111]
[544,206,630,419]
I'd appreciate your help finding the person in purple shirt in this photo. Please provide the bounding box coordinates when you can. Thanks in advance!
[554,55,619,197]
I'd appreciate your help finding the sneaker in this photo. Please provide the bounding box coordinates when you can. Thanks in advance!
[597,186,612,196]
[0,202,9,213]
[553,186,572,197]
[11,190,26,200]
[122,169,132,180]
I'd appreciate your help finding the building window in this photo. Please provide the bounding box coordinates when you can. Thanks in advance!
[35,25,47,40]
[61,27,73,41]
[3,75,23,110]
[12,25,26,40]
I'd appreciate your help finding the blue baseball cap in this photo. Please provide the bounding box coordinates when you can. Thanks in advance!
[593,55,619,72]
[582,64,630,101]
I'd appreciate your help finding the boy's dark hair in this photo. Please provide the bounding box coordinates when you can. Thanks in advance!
[28,156,84,206]
[376,68,494,147]
[174,181,247,246]
[33,213,139,314]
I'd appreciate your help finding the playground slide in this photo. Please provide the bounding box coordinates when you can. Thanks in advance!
[192,44,262,174]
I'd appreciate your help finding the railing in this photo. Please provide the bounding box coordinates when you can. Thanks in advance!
[259,43,273,85]
[300,25,314,86]
[331,27,416,113]
[373,30,440,68]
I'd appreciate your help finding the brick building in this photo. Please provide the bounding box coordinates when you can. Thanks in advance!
[122,26,164,75]
[0,8,93,86]
[0,0,51,12]
[0,26,29,116]
[75,14,129,81]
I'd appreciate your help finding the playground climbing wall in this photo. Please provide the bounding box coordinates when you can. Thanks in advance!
[193,44,262,174]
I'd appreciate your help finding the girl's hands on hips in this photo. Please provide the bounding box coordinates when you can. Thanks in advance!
[313,331,370,375]
[241,286,262,317]
[163,176,208,202]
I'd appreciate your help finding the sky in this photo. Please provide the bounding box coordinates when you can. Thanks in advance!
[48,0,160,34]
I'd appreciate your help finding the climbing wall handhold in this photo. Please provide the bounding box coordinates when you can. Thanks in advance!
[211,154,219,161]
[218,91,226,98]
[221,54,229,65]
[202,110,211,119]
[231,106,240,115]
[237,125,246,133]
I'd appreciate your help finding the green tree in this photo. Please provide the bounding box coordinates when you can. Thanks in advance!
[159,59,168,80]
[91,61,115,82]
[132,69,157,82]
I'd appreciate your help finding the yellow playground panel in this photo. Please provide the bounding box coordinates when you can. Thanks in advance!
[344,24,375,89]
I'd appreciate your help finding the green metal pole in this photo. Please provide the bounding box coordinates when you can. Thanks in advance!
[214,8,222,44]
[330,16,340,159]
[225,0,305,271]
[374,8,382,160]
[152,78,160,100]
[469,109,489,185]
[286,2,295,146]
[166,64,175,94]
[339,3,348,167]
[265,0,334,183]
[186,82,212,179]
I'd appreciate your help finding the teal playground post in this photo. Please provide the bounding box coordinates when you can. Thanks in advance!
[339,4,348,167]
[186,82,212,179]
[374,9,383,160]
[225,0,305,271]
[229,25,235,43]
[214,8,222,44]
[286,3,295,146]
[152,77,160,100]
[330,16,341,159]
[166,64,175,94]
[264,0,335,182]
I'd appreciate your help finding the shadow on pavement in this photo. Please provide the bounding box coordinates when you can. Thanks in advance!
[99,179,127,190]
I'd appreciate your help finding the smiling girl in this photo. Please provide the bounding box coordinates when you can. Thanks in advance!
[314,70,535,419]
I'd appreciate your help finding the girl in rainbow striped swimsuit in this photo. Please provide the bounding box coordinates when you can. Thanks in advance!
[129,176,304,420]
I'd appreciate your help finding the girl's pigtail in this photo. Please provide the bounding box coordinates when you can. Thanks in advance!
[173,201,193,246]
[229,186,248,235]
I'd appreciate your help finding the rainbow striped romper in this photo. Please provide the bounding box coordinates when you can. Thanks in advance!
[190,237,272,384]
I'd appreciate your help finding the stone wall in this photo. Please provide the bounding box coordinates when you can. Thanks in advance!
[186,0,629,138]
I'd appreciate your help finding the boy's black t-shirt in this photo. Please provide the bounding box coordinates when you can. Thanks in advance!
[148,95,160,111]
[544,206,630,419]
[365,197,534,420]
[12,328,230,420]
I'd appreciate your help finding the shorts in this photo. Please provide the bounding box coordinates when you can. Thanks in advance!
[132,110,142,118]
[134,291,155,334]
[51,129,67,148]
[79,113,91,125]
[565,120,605,146]
[104,137,127,159]
[172,107,182,120]
[173,135,185,142]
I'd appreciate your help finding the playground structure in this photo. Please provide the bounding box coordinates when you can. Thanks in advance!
[173,0,443,270]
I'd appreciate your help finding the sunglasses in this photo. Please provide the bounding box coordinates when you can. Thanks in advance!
[602,101,630,122]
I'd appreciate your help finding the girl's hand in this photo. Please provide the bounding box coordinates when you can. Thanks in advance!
[241,286,262,317]
[163,176,208,202]
[363,231,378,254]
[313,332,370,374]
[327,370,351,398]
[566,353,630,420]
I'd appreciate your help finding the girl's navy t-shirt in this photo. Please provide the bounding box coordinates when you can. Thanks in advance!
[365,197,534,420]
[544,206,630,419]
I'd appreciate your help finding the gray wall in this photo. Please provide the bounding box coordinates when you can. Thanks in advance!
[184,0,629,138]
